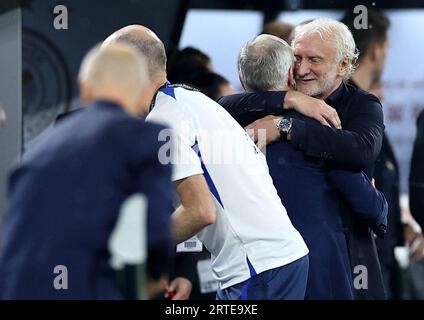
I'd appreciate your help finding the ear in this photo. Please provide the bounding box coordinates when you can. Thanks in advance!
[79,81,93,105]
[288,66,295,89]
[135,86,150,116]
[337,59,349,78]
[370,41,389,64]
[137,81,156,116]
[238,71,246,91]
[369,43,379,62]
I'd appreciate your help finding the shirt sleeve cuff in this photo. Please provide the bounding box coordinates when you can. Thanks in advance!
[172,168,204,182]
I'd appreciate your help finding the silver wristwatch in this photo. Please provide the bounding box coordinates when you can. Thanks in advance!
[276,117,292,141]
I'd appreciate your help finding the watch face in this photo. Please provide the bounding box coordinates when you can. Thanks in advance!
[279,119,291,133]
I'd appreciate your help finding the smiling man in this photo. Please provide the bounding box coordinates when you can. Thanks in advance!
[218,32,388,300]
[293,29,353,99]
[219,19,386,299]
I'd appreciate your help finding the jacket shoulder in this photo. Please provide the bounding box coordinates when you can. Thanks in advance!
[346,83,382,108]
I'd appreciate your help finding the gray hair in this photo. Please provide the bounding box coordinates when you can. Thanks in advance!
[108,32,167,78]
[292,19,359,80]
[238,34,294,92]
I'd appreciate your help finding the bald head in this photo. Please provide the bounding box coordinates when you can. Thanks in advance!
[104,25,167,79]
[78,42,148,115]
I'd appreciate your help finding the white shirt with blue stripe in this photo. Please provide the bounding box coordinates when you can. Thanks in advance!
[146,84,309,290]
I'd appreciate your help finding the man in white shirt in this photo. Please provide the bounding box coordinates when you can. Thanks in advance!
[104,25,309,300]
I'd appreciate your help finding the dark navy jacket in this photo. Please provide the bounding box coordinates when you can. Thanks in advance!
[374,133,404,299]
[410,109,424,229]
[0,100,173,299]
[219,95,387,300]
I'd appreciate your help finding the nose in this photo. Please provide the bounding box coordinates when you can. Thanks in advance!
[296,60,310,78]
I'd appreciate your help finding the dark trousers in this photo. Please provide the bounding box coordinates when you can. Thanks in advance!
[216,255,309,300]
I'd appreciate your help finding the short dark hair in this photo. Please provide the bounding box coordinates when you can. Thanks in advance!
[341,9,390,62]
[261,21,294,43]
[175,47,210,67]
[190,72,230,101]
[168,47,211,83]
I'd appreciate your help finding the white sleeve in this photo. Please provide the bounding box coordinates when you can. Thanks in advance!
[146,98,203,182]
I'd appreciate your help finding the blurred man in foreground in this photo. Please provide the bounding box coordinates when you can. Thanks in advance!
[0,43,174,299]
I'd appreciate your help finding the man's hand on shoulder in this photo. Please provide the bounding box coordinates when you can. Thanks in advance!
[284,90,342,129]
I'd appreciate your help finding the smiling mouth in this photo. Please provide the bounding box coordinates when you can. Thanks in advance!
[296,79,316,84]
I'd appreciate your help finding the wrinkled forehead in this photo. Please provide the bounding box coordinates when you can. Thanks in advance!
[292,33,337,59]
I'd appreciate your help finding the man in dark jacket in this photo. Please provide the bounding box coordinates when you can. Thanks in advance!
[341,9,405,299]
[218,32,387,299]
[410,109,424,230]
[0,43,174,299]
[219,19,386,299]
[408,109,424,299]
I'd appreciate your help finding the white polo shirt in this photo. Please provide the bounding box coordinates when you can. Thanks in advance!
[146,84,308,289]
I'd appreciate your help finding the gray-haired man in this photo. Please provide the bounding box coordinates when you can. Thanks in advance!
[219,20,387,299]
